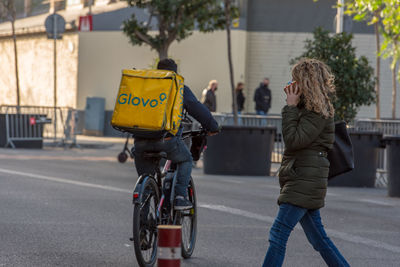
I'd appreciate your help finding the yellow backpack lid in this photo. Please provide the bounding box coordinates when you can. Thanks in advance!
[111,69,184,136]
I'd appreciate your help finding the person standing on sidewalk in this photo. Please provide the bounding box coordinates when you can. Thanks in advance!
[254,78,272,115]
[201,80,218,112]
[262,58,350,267]
[236,82,245,114]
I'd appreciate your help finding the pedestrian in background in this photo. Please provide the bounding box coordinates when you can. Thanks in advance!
[201,80,218,112]
[236,82,245,114]
[254,78,272,115]
[262,58,349,267]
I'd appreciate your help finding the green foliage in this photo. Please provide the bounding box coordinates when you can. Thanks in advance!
[345,0,400,79]
[123,0,238,59]
[291,28,376,122]
[0,0,16,21]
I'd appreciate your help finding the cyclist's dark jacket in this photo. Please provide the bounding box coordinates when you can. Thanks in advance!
[277,105,334,210]
[183,85,219,132]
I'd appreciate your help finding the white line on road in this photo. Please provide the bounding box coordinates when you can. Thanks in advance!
[358,198,393,207]
[222,179,244,184]
[0,168,131,194]
[326,192,340,197]
[0,154,118,162]
[199,204,400,254]
[198,204,276,223]
[2,167,400,254]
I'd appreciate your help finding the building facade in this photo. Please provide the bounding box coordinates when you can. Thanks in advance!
[0,0,399,119]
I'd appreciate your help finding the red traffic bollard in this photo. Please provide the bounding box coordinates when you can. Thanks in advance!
[157,225,181,267]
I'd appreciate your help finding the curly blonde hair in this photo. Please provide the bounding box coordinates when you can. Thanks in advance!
[291,58,336,118]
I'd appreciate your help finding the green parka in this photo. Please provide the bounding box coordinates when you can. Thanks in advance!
[278,105,334,210]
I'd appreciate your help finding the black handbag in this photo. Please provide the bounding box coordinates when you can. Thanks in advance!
[327,121,354,179]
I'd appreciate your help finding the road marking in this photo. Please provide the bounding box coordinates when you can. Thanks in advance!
[124,244,131,247]
[262,184,280,190]
[198,204,276,223]
[0,168,131,194]
[222,179,244,184]
[198,203,400,254]
[326,192,340,197]
[358,198,393,207]
[0,155,118,162]
[2,167,400,254]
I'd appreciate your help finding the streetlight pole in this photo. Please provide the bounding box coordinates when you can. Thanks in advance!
[52,0,58,140]
[336,0,344,33]
[89,0,93,15]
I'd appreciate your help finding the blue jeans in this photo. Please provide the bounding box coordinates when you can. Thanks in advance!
[256,110,267,115]
[133,136,193,197]
[263,203,349,267]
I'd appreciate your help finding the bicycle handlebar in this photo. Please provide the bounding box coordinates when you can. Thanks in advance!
[181,128,208,139]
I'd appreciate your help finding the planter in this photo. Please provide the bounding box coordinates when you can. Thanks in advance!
[203,125,276,176]
[383,135,400,197]
[329,131,382,187]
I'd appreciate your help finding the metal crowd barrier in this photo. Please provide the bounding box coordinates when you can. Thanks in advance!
[212,113,284,163]
[0,105,78,148]
[210,114,400,187]
[354,118,400,135]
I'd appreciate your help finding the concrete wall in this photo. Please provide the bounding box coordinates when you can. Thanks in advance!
[1,29,398,119]
[0,33,78,108]
[245,31,400,118]
[77,30,247,113]
[352,34,400,119]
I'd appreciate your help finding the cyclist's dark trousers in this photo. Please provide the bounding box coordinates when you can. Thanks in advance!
[133,136,193,198]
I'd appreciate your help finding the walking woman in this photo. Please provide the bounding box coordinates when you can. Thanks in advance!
[262,58,350,267]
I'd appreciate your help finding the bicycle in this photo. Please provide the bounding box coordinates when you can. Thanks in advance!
[130,127,207,267]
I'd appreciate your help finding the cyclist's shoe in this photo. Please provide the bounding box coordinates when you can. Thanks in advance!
[174,195,193,210]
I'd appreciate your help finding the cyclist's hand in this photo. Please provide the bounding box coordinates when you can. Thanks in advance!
[206,125,221,136]
[208,130,220,136]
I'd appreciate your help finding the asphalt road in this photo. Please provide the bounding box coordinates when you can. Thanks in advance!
[0,145,400,267]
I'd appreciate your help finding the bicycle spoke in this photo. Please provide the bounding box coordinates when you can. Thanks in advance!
[134,182,159,265]
[181,216,192,250]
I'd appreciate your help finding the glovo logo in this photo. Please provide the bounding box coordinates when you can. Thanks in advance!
[117,93,167,108]
[176,80,185,123]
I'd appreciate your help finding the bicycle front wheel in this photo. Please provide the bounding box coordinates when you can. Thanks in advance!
[133,177,159,267]
[180,177,197,258]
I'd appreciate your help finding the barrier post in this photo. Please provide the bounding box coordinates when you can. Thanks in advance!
[157,225,181,267]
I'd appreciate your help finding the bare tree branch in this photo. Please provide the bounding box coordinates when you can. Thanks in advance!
[134,29,154,47]
[166,6,184,46]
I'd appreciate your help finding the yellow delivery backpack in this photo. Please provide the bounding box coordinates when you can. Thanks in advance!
[111,69,185,138]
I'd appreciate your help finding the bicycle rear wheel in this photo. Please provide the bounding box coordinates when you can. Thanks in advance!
[180,177,197,258]
[133,177,159,267]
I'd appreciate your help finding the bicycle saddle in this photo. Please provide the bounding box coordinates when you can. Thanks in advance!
[143,151,168,159]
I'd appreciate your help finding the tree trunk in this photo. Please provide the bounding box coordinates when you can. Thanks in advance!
[392,61,397,119]
[11,19,20,108]
[225,0,238,125]
[374,22,380,119]
[158,45,169,61]
[24,0,32,17]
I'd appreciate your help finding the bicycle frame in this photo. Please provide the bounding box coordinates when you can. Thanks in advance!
[132,126,207,215]
[156,159,174,220]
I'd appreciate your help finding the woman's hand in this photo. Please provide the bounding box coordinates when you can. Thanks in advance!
[284,82,301,107]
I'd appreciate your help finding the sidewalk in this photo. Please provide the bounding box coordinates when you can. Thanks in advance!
[44,134,131,150]
[44,134,282,174]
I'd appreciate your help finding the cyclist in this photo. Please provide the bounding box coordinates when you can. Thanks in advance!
[133,58,219,210]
